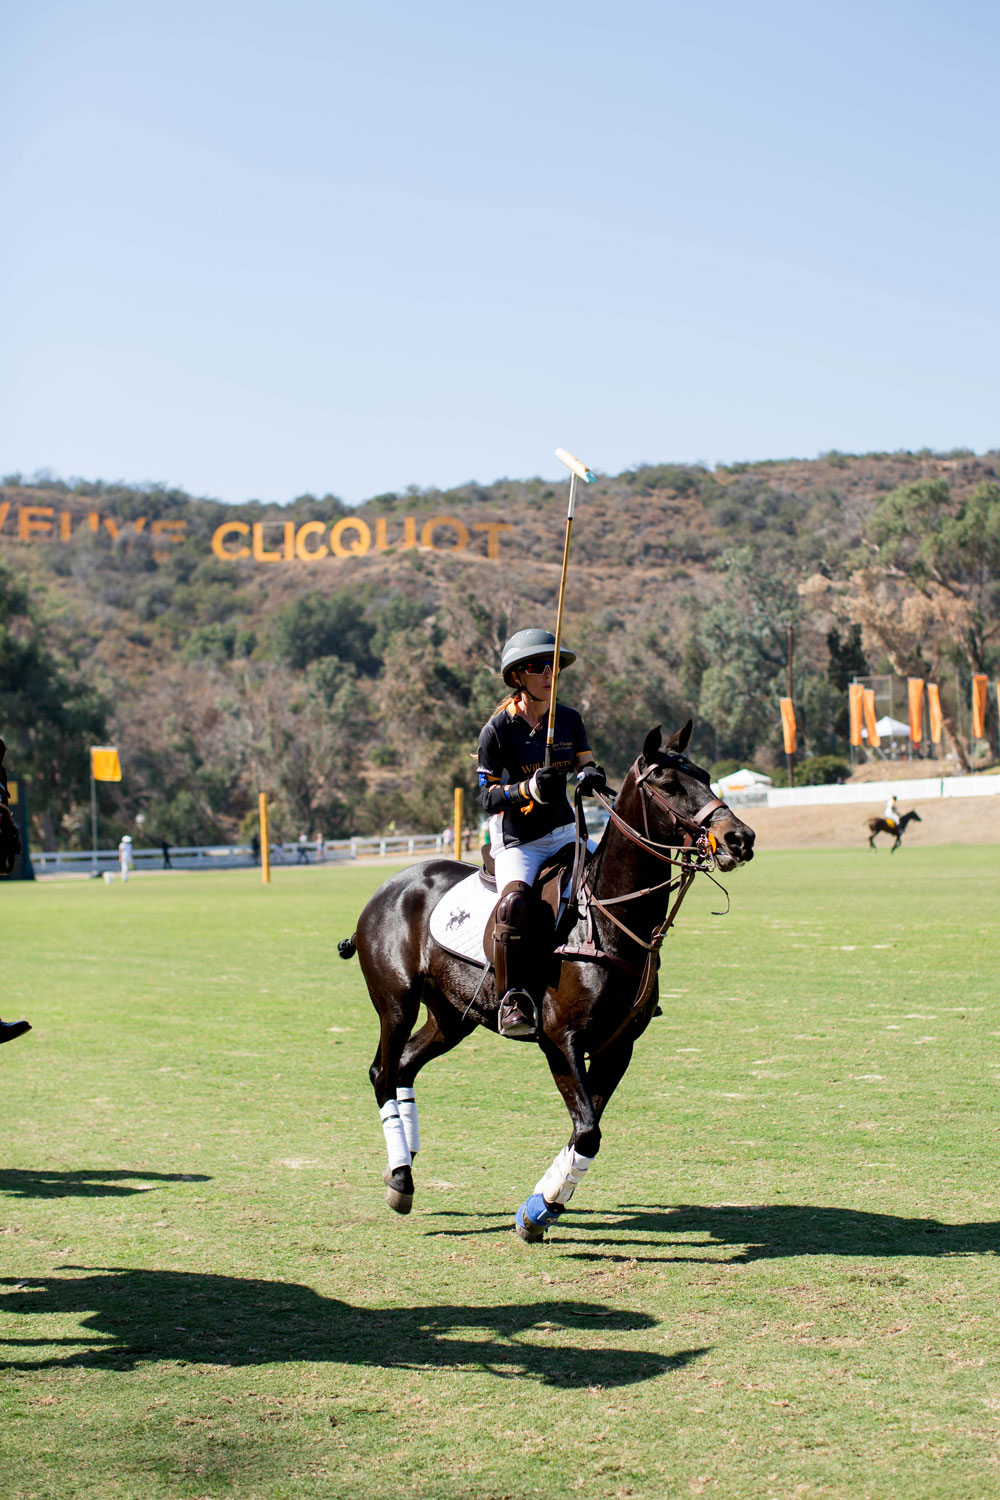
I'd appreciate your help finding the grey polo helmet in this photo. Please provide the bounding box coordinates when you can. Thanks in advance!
[500,628,576,686]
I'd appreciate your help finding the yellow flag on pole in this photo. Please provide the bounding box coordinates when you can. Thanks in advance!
[91,746,122,782]
[927,683,943,745]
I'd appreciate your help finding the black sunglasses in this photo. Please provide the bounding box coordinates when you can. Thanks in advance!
[519,659,554,674]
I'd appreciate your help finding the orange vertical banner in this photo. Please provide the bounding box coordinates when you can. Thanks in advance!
[927,683,943,745]
[863,688,880,749]
[972,674,988,739]
[908,678,925,743]
[779,697,796,755]
[848,683,864,747]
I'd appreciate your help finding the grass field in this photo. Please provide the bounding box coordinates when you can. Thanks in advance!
[3,848,1000,1499]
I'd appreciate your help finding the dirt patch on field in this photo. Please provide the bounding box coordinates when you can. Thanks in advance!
[744,796,1000,851]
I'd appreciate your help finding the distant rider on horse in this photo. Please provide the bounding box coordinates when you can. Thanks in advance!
[477,628,606,1039]
[884,793,899,832]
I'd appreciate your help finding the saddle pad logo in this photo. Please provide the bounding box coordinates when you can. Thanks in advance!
[428,871,499,967]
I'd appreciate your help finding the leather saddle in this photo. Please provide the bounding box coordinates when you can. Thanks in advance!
[479,842,577,970]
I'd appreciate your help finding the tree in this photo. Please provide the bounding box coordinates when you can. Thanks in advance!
[846,477,1000,765]
[826,624,867,691]
[377,632,485,831]
[868,480,1000,681]
[271,591,377,675]
[694,549,799,761]
[227,661,368,838]
[0,566,108,846]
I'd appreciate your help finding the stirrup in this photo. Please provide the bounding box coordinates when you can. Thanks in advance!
[498,989,537,1039]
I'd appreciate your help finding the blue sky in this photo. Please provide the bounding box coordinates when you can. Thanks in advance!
[3,0,997,505]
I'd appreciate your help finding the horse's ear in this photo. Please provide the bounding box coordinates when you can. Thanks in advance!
[664,720,693,754]
[641,726,662,763]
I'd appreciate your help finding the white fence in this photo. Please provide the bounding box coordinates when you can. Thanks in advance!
[30,778,998,874]
[32,832,453,877]
[723,773,1000,811]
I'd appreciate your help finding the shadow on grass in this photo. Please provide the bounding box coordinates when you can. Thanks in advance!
[540,1203,1000,1263]
[0,1268,700,1387]
[0,1169,211,1199]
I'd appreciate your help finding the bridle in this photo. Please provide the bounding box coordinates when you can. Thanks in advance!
[604,756,726,874]
[559,754,734,1057]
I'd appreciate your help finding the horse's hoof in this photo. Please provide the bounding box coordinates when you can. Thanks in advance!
[515,1215,546,1243]
[383,1165,414,1215]
[515,1193,563,1242]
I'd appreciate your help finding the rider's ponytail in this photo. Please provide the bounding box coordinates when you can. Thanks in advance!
[491,690,521,719]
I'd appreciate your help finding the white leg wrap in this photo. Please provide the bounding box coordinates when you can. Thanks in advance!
[379,1101,412,1170]
[534,1144,595,1206]
[397,1087,420,1156]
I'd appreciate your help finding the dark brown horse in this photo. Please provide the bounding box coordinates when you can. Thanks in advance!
[866,808,922,851]
[338,723,755,1239]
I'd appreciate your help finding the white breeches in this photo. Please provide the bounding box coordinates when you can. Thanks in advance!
[491,825,590,892]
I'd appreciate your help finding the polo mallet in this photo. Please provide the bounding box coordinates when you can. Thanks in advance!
[545,447,596,768]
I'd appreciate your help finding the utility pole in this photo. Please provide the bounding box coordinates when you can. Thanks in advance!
[786,624,795,789]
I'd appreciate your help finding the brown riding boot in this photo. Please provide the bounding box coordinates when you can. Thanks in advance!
[493,880,538,1040]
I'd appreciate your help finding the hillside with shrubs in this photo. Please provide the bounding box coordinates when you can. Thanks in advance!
[2,446,998,849]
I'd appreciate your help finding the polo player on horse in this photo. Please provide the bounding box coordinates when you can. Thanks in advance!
[477,628,606,1039]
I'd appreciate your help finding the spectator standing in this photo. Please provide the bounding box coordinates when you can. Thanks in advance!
[0,736,30,1043]
[118,834,133,883]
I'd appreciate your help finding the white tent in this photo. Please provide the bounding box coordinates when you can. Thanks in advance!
[862,715,911,740]
[715,768,773,793]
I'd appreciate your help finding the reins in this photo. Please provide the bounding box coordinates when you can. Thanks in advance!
[558,757,734,1058]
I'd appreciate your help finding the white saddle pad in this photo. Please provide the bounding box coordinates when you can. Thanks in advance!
[428,869,498,968]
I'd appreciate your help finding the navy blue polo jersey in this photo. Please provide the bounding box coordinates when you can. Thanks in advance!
[477,702,591,849]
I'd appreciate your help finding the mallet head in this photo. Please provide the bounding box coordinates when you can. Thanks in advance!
[555,448,596,484]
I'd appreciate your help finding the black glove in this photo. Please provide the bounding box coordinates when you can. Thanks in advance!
[528,765,567,803]
[575,764,607,797]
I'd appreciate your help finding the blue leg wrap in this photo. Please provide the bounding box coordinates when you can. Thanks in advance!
[515,1192,565,1236]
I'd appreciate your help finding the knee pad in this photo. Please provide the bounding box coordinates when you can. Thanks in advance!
[495,880,532,934]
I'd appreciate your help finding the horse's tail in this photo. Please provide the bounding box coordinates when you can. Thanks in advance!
[337,934,357,960]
